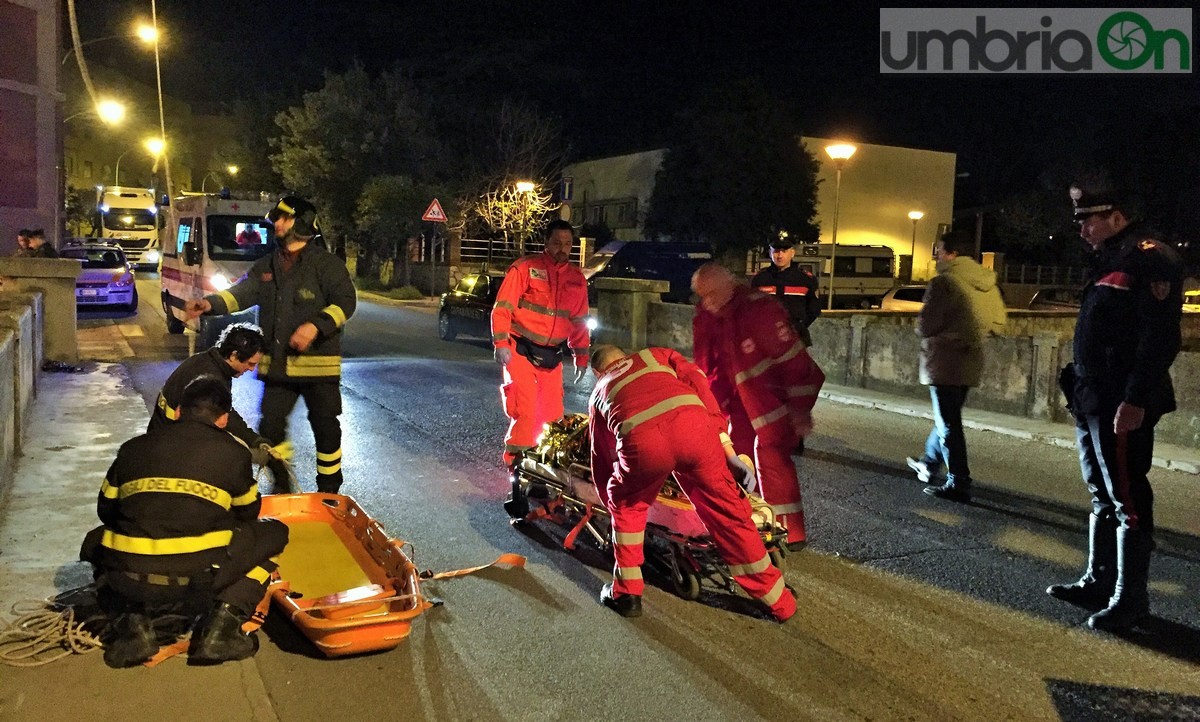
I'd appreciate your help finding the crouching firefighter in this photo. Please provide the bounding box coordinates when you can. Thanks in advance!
[588,344,796,622]
[81,376,290,667]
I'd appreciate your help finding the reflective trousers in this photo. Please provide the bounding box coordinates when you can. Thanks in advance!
[728,397,805,541]
[600,409,795,619]
[499,350,564,465]
[260,380,343,493]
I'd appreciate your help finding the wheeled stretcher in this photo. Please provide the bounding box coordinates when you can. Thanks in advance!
[504,415,786,600]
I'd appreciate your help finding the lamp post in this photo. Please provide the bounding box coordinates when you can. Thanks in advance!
[64,99,126,125]
[146,7,173,212]
[907,210,924,281]
[823,143,857,310]
[516,180,535,255]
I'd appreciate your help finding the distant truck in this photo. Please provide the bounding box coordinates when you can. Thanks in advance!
[160,193,274,345]
[94,186,161,270]
[793,243,896,309]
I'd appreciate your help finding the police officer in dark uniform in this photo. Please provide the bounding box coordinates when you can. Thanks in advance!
[187,196,357,494]
[81,376,289,667]
[751,236,821,346]
[1047,184,1183,633]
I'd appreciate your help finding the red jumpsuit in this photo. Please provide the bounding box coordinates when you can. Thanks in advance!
[693,286,825,543]
[589,347,796,621]
[491,252,590,464]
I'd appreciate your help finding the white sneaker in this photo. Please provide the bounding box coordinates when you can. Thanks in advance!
[906,457,933,483]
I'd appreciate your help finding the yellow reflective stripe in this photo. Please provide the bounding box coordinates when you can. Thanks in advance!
[118,477,232,511]
[495,300,516,311]
[316,461,342,475]
[322,304,347,327]
[773,502,805,515]
[277,200,295,215]
[216,290,240,313]
[156,393,179,421]
[100,477,119,499]
[618,395,706,435]
[734,341,805,386]
[760,577,786,606]
[246,566,271,584]
[605,349,676,407]
[787,384,819,398]
[727,554,772,578]
[230,486,259,508]
[510,321,563,346]
[285,355,341,377]
[493,332,511,342]
[517,298,571,318]
[100,529,233,556]
[316,449,341,462]
[615,566,643,581]
[258,354,271,374]
[569,316,587,325]
[750,405,789,431]
[613,530,645,545]
[572,347,589,357]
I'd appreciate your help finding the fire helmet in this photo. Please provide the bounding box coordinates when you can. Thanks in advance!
[267,195,320,238]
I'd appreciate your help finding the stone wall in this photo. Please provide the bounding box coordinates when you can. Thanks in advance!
[0,292,41,499]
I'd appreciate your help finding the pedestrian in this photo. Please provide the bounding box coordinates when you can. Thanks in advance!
[13,228,31,256]
[588,344,796,621]
[691,263,825,549]
[906,228,1007,502]
[186,196,356,494]
[490,219,590,467]
[1046,183,1182,633]
[80,376,290,667]
[25,228,57,258]
[149,323,282,472]
[751,236,822,346]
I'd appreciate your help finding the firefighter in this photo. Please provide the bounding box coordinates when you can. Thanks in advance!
[148,323,277,467]
[691,263,825,549]
[80,376,289,667]
[186,196,356,494]
[1047,183,1182,633]
[751,236,822,346]
[491,219,590,466]
[589,344,795,621]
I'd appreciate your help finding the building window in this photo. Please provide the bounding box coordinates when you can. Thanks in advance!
[591,205,604,224]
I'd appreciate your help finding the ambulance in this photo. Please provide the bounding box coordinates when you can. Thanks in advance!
[160,193,274,343]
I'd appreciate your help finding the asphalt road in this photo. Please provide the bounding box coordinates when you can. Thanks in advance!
[78,279,1200,721]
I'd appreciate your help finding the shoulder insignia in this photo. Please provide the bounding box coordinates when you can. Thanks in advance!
[298,288,316,301]
[1150,280,1171,301]
[776,320,794,343]
[260,272,273,282]
[1138,239,1157,252]
[529,267,547,281]
[740,338,756,355]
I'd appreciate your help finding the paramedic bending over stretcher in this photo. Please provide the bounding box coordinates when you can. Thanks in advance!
[588,344,796,621]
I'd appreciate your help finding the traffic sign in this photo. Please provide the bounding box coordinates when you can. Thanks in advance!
[560,176,573,202]
[422,198,447,223]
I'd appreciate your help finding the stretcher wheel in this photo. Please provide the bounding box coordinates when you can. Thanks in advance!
[503,476,529,519]
[669,545,701,601]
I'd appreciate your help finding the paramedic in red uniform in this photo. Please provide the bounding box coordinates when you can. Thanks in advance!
[588,344,796,621]
[491,219,590,465]
[691,263,824,549]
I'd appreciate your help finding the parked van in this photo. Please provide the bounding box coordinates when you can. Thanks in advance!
[94,185,160,270]
[793,243,896,309]
[583,240,714,303]
[160,194,274,343]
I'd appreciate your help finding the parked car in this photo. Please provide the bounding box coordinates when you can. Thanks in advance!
[879,285,926,311]
[1028,286,1082,311]
[438,271,506,341]
[60,241,138,313]
[582,240,714,304]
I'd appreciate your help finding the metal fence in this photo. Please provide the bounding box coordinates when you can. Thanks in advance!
[1001,264,1087,286]
[458,237,586,269]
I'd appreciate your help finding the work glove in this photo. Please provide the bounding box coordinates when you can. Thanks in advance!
[495,346,513,366]
[727,453,757,493]
[249,443,272,467]
[573,365,587,385]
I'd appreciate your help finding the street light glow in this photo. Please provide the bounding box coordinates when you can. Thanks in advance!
[144,137,165,156]
[825,143,857,161]
[227,165,239,176]
[908,210,925,221]
[95,99,126,125]
[135,23,159,44]
[515,181,535,193]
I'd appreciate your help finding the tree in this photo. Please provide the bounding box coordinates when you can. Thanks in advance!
[65,186,95,237]
[644,80,821,257]
[356,175,457,287]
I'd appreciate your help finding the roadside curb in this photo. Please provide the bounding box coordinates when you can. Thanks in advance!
[356,290,439,310]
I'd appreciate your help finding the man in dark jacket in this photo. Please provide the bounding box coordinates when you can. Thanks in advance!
[1047,185,1182,633]
[25,228,57,258]
[81,377,289,667]
[186,196,357,493]
[751,237,821,346]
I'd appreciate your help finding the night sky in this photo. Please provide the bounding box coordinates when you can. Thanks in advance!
[69,2,1200,208]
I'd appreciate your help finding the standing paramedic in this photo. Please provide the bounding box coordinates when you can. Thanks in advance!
[1047,184,1182,633]
[187,196,356,494]
[751,236,821,346]
[589,344,795,622]
[691,263,824,550]
[490,219,590,466]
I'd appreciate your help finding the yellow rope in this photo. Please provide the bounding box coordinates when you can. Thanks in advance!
[0,598,104,667]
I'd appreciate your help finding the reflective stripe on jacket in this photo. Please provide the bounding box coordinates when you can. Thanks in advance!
[491,252,590,364]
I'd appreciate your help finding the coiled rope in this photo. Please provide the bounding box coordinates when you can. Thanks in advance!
[0,595,104,667]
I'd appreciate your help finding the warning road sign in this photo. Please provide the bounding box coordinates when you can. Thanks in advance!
[422,199,447,223]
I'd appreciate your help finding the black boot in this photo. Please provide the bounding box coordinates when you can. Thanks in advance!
[600,582,642,618]
[266,457,292,495]
[1047,512,1117,608]
[188,602,259,665]
[1088,527,1153,633]
[103,611,158,668]
[922,478,970,502]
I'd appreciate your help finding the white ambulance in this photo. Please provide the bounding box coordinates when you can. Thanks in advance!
[160,193,274,342]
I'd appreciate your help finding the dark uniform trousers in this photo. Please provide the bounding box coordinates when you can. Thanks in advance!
[260,380,343,492]
[1076,413,1156,534]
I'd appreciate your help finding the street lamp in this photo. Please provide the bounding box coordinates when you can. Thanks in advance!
[146,4,173,211]
[824,142,856,310]
[515,180,535,254]
[64,99,126,125]
[907,210,924,281]
[113,138,161,187]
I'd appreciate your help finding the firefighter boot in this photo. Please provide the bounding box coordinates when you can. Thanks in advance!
[1047,512,1117,608]
[103,611,158,668]
[188,602,260,665]
[600,582,642,618]
[1088,528,1153,633]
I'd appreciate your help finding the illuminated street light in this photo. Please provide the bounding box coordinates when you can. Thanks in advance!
[112,137,164,185]
[226,165,239,176]
[515,181,535,193]
[135,23,158,44]
[64,99,127,125]
[823,142,857,310]
[908,210,924,281]
[145,137,165,156]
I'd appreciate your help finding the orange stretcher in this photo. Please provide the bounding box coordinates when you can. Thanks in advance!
[259,493,431,658]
